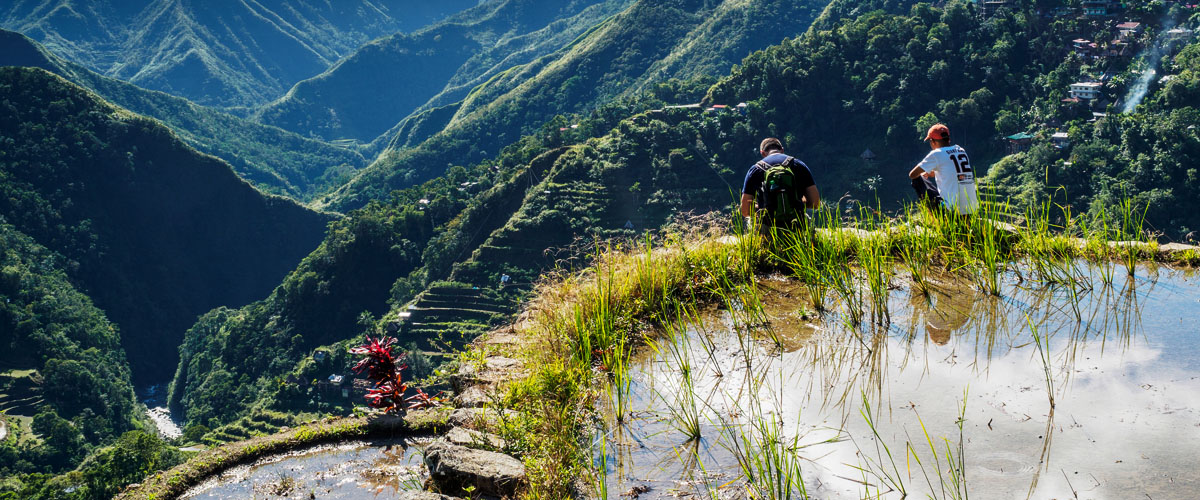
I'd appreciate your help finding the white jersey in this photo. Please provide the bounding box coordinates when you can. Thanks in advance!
[917,145,978,214]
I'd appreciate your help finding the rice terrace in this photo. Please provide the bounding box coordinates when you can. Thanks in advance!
[3,0,1200,499]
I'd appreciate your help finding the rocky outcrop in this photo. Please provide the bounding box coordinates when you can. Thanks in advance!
[424,440,527,498]
[444,426,507,450]
[398,491,460,500]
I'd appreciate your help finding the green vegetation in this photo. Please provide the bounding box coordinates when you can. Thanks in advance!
[0,29,368,200]
[0,0,479,107]
[0,222,140,462]
[0,67,332,381]
[483,187,1171,496]
[256,0,635,143]
[0,223,191,499]
[708,0,1200,237]
[321,0,832,211]
[173,0,1200,435]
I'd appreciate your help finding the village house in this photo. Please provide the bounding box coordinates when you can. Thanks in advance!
[1072,38,1095,55]
[979,0,1012,16]
[1069,82,1104,100]
[1166,28,1194,41]
[1051,132,1070,149]
[1006,133,1035,154]
[1116,22,1143,42]
[1081,0,1120,17]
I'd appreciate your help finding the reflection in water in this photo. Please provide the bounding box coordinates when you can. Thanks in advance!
[600,263,1200,499]
[182,438,429,499]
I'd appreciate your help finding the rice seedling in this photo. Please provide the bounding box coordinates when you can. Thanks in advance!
[852,203,895,324]
[1117,197,1149,278]
[652,321,704,442]
[592,430,610,499]
[898,204,939,299]
[1080,210,1117,287]
[968,193,1010,295]
[769,227,831,313]
[904,390,970,500]
[853,394,908,497]
[725,412,811,500]
[1026,315,1056,409]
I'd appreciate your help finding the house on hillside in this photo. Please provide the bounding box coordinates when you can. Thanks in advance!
[860,149,877,162]
[1082,0,1120,17]
[1006,133,1035,154]
[1116,22,1143,41]
[1051,132,1071,149]
[1167,28,1195,41]
[1073,38,1096,56]
[980,0,1012,16]
[1069,82,1104,100]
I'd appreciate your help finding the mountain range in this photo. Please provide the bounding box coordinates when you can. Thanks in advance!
[319,0,832,211]
[1,0,479,108]
[0,29,367,200]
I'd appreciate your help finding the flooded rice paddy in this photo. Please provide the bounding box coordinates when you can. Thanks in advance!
[181,437,429,499]
[598,263,1200,499]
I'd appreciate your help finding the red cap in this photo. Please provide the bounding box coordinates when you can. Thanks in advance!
[924,123,950,141]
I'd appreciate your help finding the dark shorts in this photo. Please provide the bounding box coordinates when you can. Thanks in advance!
[912,176,942,210]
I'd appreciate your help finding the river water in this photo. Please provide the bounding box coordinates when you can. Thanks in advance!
[599,263,1200,499]
[138,383,183,439]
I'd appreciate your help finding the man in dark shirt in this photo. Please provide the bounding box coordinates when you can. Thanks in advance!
[740,137,820,232]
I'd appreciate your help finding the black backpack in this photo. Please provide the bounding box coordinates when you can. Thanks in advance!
[755,157,805,227]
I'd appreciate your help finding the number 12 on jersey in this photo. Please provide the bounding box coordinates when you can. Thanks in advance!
[949,153,971,174]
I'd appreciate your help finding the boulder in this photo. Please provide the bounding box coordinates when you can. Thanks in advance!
[453,385,492,408]
[445,426,507,450]
[424,440,526,498]
[453,356,525,390]
[448,407,517,430]
[1159,242,1200,259]
[397,491,459,500]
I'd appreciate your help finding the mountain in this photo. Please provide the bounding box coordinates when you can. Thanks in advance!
[0,0,479,108]
[0,29,366,200]
[255,0,634,144]
[0,67,334,382]
[320,0,833,211]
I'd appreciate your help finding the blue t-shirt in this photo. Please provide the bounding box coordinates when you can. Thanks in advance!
[742,153,816,209]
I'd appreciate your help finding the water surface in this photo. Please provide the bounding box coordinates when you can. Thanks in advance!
[599,264,1200,499]
[182,437,429,499]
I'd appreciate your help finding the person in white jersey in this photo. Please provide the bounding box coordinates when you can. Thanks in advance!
[908,123,978,215]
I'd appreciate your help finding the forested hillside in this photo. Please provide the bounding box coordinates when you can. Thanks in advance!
[0,29,366,200]
[256,0,635,144]
[0,222,140,471]
[0,67,333,382]
[173,0,1200,433]
[321,0,833,211]
[0,0,478,107]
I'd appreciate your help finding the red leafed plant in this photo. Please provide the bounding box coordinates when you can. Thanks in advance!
[350,335,437,413]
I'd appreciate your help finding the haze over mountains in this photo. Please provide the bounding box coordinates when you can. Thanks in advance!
[1,0,478,108]
[0,29,368,199]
